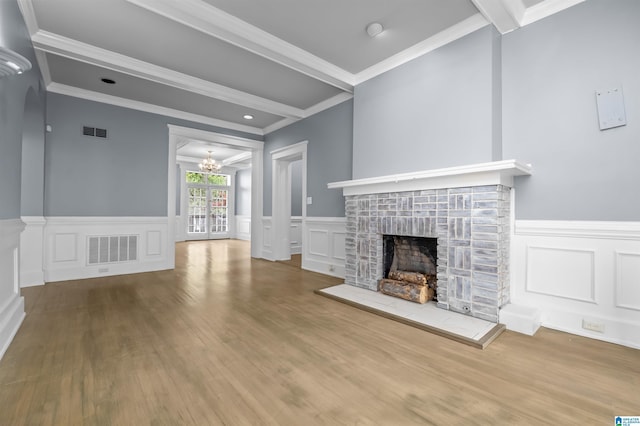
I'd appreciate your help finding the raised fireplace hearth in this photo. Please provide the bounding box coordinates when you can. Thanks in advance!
[329,160,532,323]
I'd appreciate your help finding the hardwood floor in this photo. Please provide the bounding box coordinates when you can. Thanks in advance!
[277,254,302,269]
[1,240,638,425]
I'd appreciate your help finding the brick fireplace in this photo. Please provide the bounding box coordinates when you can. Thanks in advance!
[329,160,532,323]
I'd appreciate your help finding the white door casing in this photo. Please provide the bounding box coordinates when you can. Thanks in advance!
[271,141,307,261]
[168,125,264,261]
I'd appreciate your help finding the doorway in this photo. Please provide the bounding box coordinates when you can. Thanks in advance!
[168,125,264,267]
[271,141,307,262]
[186,171,231,240]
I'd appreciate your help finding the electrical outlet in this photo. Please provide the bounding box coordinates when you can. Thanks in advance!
[582,319,605,333]
[329,265,335,272]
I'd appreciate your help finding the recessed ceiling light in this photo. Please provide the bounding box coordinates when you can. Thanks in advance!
[101,78,116,84]
[366,22,384,38]
[243,114,254,120]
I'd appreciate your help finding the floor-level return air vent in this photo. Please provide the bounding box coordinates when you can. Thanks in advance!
[88,235,138,265]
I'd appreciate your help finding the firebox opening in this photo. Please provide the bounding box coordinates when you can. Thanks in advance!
[379,235,438,304]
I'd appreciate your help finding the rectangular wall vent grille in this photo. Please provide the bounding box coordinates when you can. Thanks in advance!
[83,126,108,139]
[88,235,138,265]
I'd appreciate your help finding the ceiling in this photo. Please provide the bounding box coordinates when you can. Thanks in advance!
[18,0,582,162]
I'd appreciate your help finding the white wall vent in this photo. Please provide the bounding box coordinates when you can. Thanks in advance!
[88,235,138,265]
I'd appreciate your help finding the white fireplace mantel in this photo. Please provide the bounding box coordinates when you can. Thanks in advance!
[328,160,532,196]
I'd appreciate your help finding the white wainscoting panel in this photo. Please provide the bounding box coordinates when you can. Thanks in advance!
[525,246,596,303]
[615,251,640,311]
[146,230,162,256]
[44,217,170,282]
[302,217,346,279]
[261,217,273,260]
[0,219,26,361]
[235,215,251,241]
[19,216,46,287]
[290,217,302,255]
[512,220,640,349]
[308,229,329,256]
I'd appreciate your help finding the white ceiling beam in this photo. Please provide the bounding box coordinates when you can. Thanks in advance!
[32,30,304,119]
[520,0,586,26]
[48,82,265,136]
[223,151,252,166]
[471,0,521,34]
[126,0,355,91]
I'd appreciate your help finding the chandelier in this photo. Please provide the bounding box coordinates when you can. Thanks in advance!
[199,150,222,173]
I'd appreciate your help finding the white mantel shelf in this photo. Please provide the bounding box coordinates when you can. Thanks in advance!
[328,160,532,196]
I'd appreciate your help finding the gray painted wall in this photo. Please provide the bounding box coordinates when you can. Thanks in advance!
[263,99,353,217]
[45,93,261,216]
[235,167,252,216]
[290,159,303,216]
[352,26,500,179]
[503,0,640,220]
[0,0,46,220]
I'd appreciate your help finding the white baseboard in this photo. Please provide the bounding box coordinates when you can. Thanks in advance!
[0,219,25,361]
[43,217,171,282]
[512,220,640,349]
[0,294,25,361]
[302,217,346,278]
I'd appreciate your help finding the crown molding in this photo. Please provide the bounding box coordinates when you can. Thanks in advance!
[126,0,355,91]
[16,0,39,36]
[303,92,353,118]
[263,92,353,135]
[32,31,303,119]
[48,82,265,136]
[263,118,298,135]
[34,49,51,86]
[520,0,586,26]
[353,14,490,85]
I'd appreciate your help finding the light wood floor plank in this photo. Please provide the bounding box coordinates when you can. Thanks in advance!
[1,239,638,425]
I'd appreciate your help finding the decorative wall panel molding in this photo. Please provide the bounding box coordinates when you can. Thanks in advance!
[302,217,346,278]
[235,215,251,241]
[290,217,302,255]
[512,220,640,349]
[0,219,26,361]
[43,217,170,282]
[19,216,46,287]
[615,251,640,312]
[261,217,273,260]
[525,246,596,303]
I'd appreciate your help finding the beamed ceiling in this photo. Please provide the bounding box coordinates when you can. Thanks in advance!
[19,0,584,139]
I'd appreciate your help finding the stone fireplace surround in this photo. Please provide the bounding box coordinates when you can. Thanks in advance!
[329,160,532,323]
